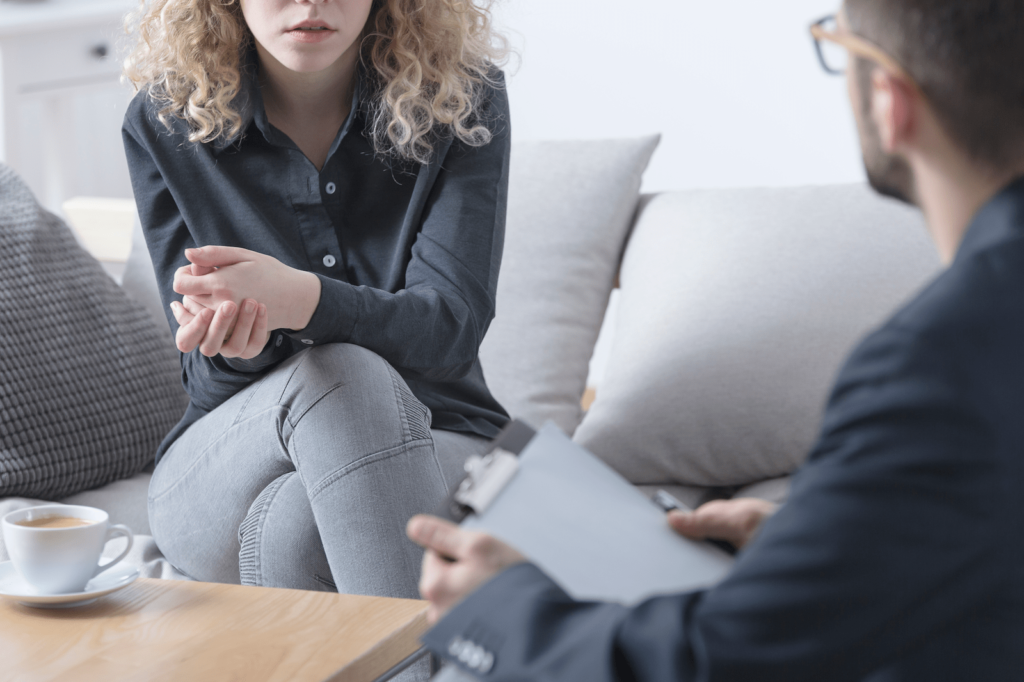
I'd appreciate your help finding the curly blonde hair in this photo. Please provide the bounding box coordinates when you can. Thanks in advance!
[123,0,507,164]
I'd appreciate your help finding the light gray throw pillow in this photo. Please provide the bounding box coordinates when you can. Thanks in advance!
[0,163,187,498]
[479,136,660,435]
[574,184,942,487]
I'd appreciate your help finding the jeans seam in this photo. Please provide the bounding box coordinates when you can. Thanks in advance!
[388,363,412,443]
[238,474,289,586]
[277,348,310,409]
[314,573,337,590]
[287,382,348,430]
[307,439,433,502]
[230,375,267,428]
[391,368,445,486]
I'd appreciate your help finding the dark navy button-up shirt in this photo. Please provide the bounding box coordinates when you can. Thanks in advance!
[122,59,511,460]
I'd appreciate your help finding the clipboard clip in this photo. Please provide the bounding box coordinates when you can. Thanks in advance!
[437,420,536,522]
[452,449,520,516]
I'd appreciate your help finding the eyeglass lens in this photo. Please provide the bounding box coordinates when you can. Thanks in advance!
[816,16,849,74]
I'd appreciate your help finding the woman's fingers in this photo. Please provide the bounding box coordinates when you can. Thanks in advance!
[175,299,267,360]
[180,295,209,316]
[185,245,252,268]
[188,262,216,277]
[220,300,257,358]
[173,268,217,297]
[170,300,195,327]
[241,303,270,359]
[198,300,238,357]
[175,307,213,353]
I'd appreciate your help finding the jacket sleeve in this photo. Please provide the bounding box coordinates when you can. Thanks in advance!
[422,327,1010,681]
[122,111,287,412]
[287,81,511,383]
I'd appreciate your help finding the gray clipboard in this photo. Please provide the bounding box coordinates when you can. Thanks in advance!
[453,422,735,605]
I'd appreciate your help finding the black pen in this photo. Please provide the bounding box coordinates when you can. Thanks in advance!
[653,490,738,557]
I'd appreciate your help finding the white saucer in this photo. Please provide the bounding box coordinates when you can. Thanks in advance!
[0,561,140,608]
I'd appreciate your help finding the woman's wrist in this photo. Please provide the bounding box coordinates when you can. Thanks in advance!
[286,270,322,331]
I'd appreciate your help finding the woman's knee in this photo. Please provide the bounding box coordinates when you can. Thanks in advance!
[286,343,431,447]
[148,487,243,584]
[147,414,293,584]
[297,343,387,381]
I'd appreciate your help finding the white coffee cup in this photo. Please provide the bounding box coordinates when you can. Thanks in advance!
[1,504,134,595]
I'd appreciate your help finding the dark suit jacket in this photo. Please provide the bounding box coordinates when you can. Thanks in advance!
[422,178,1024,681]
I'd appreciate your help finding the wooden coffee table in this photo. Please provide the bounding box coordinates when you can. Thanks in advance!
[0,578,431,681]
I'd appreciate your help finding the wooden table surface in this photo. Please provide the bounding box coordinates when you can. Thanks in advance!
[0,578,429,682]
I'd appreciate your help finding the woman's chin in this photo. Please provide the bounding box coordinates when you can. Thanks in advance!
[275,51,348,75]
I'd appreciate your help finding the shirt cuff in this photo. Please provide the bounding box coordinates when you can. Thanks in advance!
[216,337,285,373]
[282,274,359,347]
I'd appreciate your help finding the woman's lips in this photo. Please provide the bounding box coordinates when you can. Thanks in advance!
[286,27,336,44]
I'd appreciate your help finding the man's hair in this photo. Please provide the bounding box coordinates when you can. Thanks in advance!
[845,0,1024,169]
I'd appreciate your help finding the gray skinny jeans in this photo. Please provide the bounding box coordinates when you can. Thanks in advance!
[148,343,487,598]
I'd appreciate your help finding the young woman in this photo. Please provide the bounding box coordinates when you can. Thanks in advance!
[122,0,510,599]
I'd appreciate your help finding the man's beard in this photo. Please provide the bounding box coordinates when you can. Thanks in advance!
[861,114,917,206]
[857,63,917,206]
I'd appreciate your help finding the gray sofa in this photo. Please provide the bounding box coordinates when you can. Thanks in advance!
[0,137,942,580]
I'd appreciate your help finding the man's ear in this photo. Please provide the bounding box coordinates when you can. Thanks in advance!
[871,68,917,153]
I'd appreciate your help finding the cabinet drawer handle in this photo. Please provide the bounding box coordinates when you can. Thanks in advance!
[90,43,109,59]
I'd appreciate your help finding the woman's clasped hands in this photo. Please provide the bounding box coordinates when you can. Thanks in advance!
[169,246,322,359]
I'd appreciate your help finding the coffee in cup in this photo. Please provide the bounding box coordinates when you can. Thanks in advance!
[14,516,96,529]
[2,505,134,595]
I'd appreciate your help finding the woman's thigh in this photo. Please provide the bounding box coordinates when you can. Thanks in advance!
[147,343,476,586]
[147,366,296,583]
[432,428,491,489]
[245,428,490,592]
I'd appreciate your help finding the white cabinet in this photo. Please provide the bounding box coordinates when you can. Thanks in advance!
[0,0,137,213]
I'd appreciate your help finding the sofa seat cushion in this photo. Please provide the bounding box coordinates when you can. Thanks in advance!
[575,184,942,487]
[0,163,187,499]
[57,471,154,537]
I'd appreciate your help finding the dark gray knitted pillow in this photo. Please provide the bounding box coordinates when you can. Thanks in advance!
[0,163,186,498]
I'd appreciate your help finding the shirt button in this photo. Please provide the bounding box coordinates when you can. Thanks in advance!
[275,335,283,348]
[325,182,336,195]
[323,254,336,267]
[302,339,314,345]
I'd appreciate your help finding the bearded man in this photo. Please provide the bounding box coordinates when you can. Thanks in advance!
[408,1,1024,679]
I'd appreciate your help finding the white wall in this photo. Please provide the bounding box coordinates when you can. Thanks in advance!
[492,0,867,192]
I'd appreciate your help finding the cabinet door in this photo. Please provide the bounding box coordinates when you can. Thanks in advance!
[1,17,133,213]
[11,84,134,213]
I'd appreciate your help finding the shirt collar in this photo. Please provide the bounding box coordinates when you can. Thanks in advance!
[954,175,1024,264]
[212,46,366,155]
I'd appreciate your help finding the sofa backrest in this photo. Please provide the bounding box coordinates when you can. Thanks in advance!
[575,183,943,488]
[123,136,663,434]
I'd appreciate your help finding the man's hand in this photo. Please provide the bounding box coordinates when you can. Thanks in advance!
[170,295,269,359]
[172,246,321,332]
[407,515,526,625]
[668,498,778,550]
